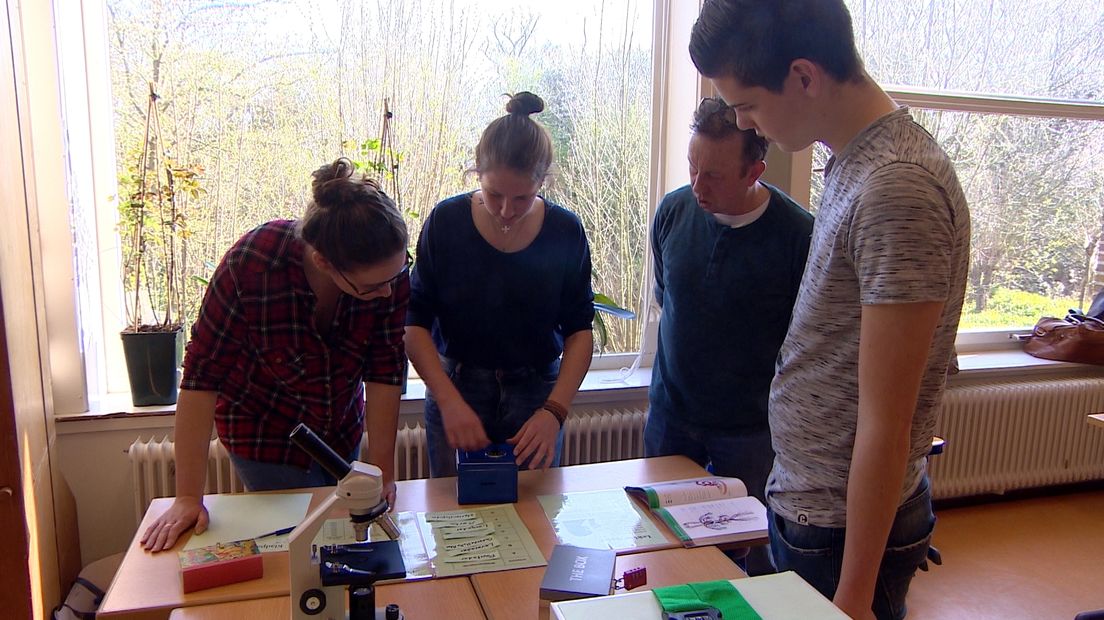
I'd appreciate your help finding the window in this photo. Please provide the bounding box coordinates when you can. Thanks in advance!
[58,0,683,405]
[102,0,653,353]
[807,0,1104,338]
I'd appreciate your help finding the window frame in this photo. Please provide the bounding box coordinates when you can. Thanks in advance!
[54,0,126,411]
[54,2,1102,412]
[886,88,1103,348]
[691,85,1104,357]
[46,0,698,411]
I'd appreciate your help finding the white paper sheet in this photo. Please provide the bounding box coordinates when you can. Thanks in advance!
[182,492,312,550]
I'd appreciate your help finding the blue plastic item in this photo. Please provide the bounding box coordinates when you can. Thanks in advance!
[456,444,519,504]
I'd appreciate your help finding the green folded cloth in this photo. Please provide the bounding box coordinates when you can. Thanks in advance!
[653,579,762,620]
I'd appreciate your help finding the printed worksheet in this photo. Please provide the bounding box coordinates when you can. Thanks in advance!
[417,505,546,577]
[657,496,768,547]
[537,488,669,551]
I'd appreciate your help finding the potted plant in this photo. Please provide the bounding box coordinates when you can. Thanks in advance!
[345,99,415,393]
[117,84,204,406]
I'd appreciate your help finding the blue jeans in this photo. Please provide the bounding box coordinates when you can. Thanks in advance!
[644,412,776,575]
[768,477,935,620]
[425,357,562,478]
[228,443,361,492]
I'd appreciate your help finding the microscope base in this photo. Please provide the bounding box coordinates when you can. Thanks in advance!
[295,585,403,620]
[356,609,402,620]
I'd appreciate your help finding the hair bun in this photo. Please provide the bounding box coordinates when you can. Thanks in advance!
[311,158,359,207]
[505,91,544,116]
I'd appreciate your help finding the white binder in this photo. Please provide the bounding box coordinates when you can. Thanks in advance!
[550,571,850,620]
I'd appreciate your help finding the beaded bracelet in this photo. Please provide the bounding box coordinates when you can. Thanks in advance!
[541,399,569,427]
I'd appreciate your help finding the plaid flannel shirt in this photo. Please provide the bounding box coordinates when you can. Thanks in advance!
[180,220,408,468]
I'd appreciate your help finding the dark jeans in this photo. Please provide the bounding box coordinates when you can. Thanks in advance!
[424,357,562,478]
[644,412,776,575]
[228,442,361,492]
[768,476,935,620]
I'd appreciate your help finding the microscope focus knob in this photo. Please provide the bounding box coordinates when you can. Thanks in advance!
[385,603,402,620]
[299,588,326,615]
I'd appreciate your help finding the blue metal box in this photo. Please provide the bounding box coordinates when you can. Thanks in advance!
[456,444,518,504]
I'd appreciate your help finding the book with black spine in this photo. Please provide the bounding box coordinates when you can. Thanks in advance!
[539,545,616,602]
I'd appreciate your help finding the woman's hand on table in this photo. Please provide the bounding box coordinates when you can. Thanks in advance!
[140,496,208,552]
[508,408,560,470]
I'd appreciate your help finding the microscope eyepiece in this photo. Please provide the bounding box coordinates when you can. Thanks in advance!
[290,423,352,480]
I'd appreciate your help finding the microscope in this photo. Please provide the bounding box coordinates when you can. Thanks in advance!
[288,423,405,620]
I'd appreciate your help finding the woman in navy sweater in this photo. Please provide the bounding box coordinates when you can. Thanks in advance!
[406,92,595,477]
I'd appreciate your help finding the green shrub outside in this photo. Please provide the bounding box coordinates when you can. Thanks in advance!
[959,286,1082,329]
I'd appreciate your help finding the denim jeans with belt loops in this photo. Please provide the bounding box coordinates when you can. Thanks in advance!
[424,356,562,478]
[768,476,936,620]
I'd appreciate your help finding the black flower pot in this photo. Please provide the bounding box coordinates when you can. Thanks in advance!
[120,327,184,406]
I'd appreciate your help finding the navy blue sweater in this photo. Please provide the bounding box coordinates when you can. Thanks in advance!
[407,193,594,369]
[650,184,813,432]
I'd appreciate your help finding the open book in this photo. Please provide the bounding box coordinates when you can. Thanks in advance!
[624,477,768,547]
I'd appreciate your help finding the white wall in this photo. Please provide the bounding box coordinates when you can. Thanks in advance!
[56,415,176,563]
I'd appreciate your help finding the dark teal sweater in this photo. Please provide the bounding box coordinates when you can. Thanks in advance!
[650,184,813,432]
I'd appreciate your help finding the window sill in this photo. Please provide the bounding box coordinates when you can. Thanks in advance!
[951,348,1096,382]
[57,367,653,429]
[57,347,1097,428]
[396,367,653,415]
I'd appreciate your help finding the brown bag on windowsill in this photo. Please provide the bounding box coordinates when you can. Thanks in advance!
[1021,310,1104,366]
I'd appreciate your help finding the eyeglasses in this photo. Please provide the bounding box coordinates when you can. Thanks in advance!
[698,97,738,127]
[337,251,413,296]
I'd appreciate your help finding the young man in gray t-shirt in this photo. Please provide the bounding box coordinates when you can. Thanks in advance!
[690,2,970,619]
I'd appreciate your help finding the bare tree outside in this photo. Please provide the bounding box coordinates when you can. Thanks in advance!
[106,0,653,353]
[106,0,1100,347]
[808,0,1104,329]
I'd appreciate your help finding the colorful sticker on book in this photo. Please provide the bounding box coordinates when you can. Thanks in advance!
[178,539,259,568]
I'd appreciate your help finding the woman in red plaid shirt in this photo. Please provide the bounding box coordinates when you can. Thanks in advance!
[142,158,410,552]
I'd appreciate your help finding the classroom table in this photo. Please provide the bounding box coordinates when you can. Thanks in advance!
[165,546,744,620]
[471,545,746,620]
[99,455,711,619]
[511,456,710,555]
[166,577,484,620]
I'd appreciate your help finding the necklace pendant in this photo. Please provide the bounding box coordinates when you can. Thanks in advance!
[501,225,510,234]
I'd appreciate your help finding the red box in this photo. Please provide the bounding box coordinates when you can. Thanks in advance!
[178,539,264,593]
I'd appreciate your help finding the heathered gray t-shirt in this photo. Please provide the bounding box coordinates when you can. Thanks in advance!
[766,108,970,528]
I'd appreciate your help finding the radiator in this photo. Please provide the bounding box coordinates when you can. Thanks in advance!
[393,424,428,481]
[127,426,431,522]
[127,410,647,521]
[127,377,1104,521]
[930,377,1104,499]
[561,407,647,466]
[127,436,245,524]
